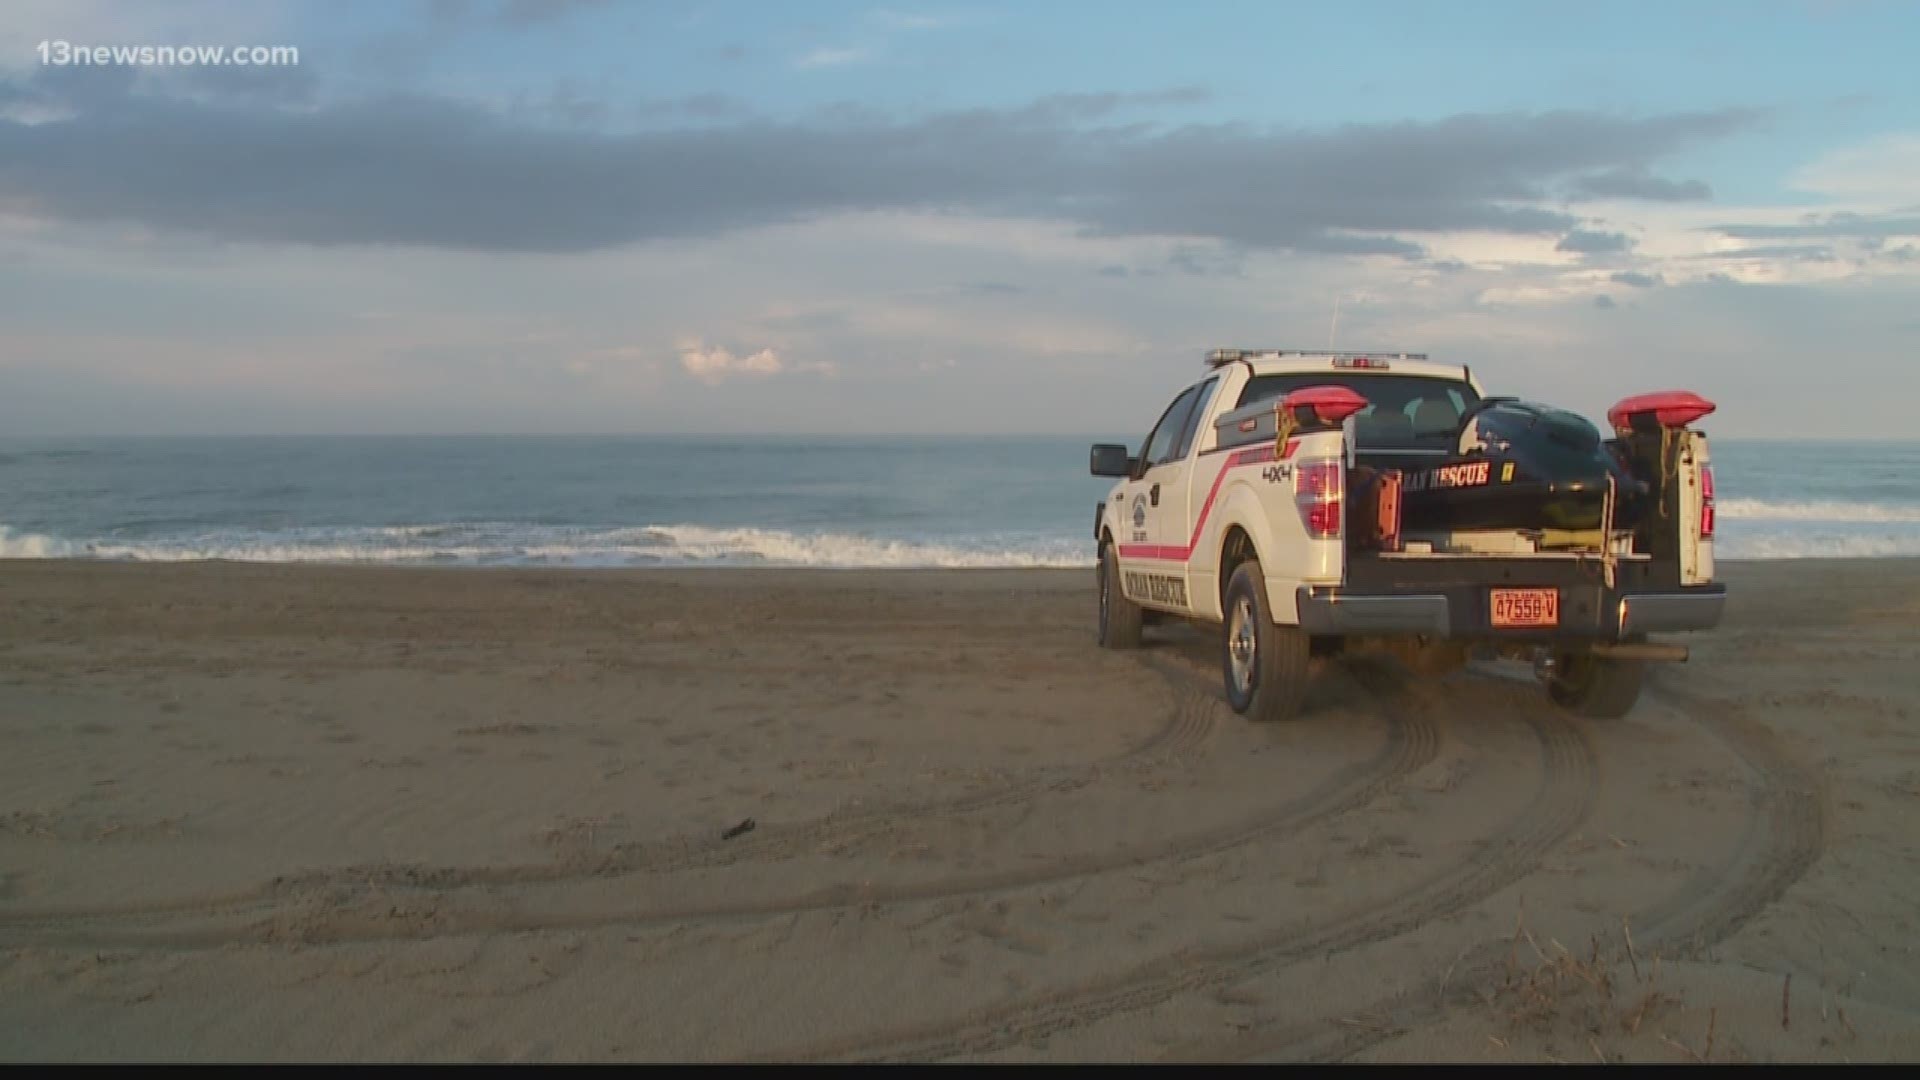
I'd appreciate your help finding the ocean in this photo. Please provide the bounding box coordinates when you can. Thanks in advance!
[2,436,1917,567]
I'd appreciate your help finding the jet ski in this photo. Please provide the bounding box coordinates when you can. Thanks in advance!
[1397,398,1649,533]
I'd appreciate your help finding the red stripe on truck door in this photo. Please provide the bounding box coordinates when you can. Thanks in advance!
[1116,439,1298,562]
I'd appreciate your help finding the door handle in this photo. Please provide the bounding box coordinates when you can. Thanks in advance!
[1150,483,1161,507]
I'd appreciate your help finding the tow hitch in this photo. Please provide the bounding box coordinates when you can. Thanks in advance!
[1534,640,1689,683]
[1589,641,1690,663]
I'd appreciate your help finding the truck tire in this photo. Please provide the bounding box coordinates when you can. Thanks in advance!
[1221,559,1311,721]
[1547,652,1645,719]
[1098,543,1143,649]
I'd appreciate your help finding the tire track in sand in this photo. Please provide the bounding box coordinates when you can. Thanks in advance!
[0,654,1430,950]
[1207,679,1826,1063]
[755,683,1596,1062]
[0,654,1212,929]
[1628,685,1826,958]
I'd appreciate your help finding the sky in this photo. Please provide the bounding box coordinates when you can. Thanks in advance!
[2,0,1917,439]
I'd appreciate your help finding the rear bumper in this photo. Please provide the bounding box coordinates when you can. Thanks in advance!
[1295,581,1725,642]
[1617,591,1727,636]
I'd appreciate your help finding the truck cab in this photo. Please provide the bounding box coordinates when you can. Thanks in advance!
[1091,349,1724,721]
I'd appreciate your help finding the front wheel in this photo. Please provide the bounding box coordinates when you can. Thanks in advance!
[1547,652,1645,719]
[1221,559,1311,722]
[1097,544,1142,649]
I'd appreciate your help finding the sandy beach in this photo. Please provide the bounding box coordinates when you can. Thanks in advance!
[1,558,1915,1062]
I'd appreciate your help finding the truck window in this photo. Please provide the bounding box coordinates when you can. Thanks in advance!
[1172,377,1220,460]
[1238,373,1480,451]
[1143,384,1203,468]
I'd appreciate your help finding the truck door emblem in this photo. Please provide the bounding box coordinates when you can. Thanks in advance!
[1131,495,1148,528]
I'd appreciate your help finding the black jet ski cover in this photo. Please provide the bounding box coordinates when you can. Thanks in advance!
[1399,398,1647,532]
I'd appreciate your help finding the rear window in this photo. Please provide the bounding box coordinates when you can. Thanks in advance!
[1237,373,1480,450]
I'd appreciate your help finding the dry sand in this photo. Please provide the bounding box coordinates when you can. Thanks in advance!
[0,558,1915,1062]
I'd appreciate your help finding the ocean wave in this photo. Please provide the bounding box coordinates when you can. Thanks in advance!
[1714,532,1920,560]
[7,519,1918,565]
[0,523,1094,568]
[1710,496,1920,558]
[640,525,1089,567]
[0,527,74,559]
[1717,497,1920,524]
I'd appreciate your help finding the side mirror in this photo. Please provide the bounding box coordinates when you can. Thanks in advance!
[1089,443,1134,478]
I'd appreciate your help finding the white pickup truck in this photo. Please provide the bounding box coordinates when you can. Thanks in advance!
[1090,348,1725,721]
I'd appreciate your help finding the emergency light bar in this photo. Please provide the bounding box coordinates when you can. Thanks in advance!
[1205,348,1429,368]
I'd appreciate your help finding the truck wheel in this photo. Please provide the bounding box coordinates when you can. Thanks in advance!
[1098,544,1142,649]
[1547,652,1645,719]
[1222,559,1310,721]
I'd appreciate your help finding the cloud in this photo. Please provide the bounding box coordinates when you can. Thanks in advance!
[0,76,1761,257]
[753,306,853,333]
[677,340,834,384]
[9,187,1919,438]
[679,342,783,382]
[1790,133,1920,202]
[1556,228,1635,254]
[1308,232,1428,257]
[668,92,750,120]
[1593,294,1617,309]
[1,62,135,119]
[1013,87,1212,120]
[1167,244,1246,277]
[519,81,611,126]
[1610,270,1662,287]
[1701,243,1838,262]
[1568,168,1711,201]
[791,7,1000,73]
[1707,210,1920,241]
[630,93,753,124]
[425,0,613,27]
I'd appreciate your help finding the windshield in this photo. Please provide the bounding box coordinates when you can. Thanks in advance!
[1237,373,1480,450]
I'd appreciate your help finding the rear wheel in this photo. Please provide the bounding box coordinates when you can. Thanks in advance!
[1097,543,1142,649]
[1547,652,1645,719]
[1221,558,1311,722]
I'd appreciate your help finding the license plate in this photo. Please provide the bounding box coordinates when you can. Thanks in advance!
[1491,588,1559,628]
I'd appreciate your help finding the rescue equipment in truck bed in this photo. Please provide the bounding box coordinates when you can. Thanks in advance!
[1397,398,1650,533]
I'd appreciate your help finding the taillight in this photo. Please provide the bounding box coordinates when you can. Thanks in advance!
[1380,470,1403,551]
[1295,459,1343,539]
[1699,463,1716,539]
